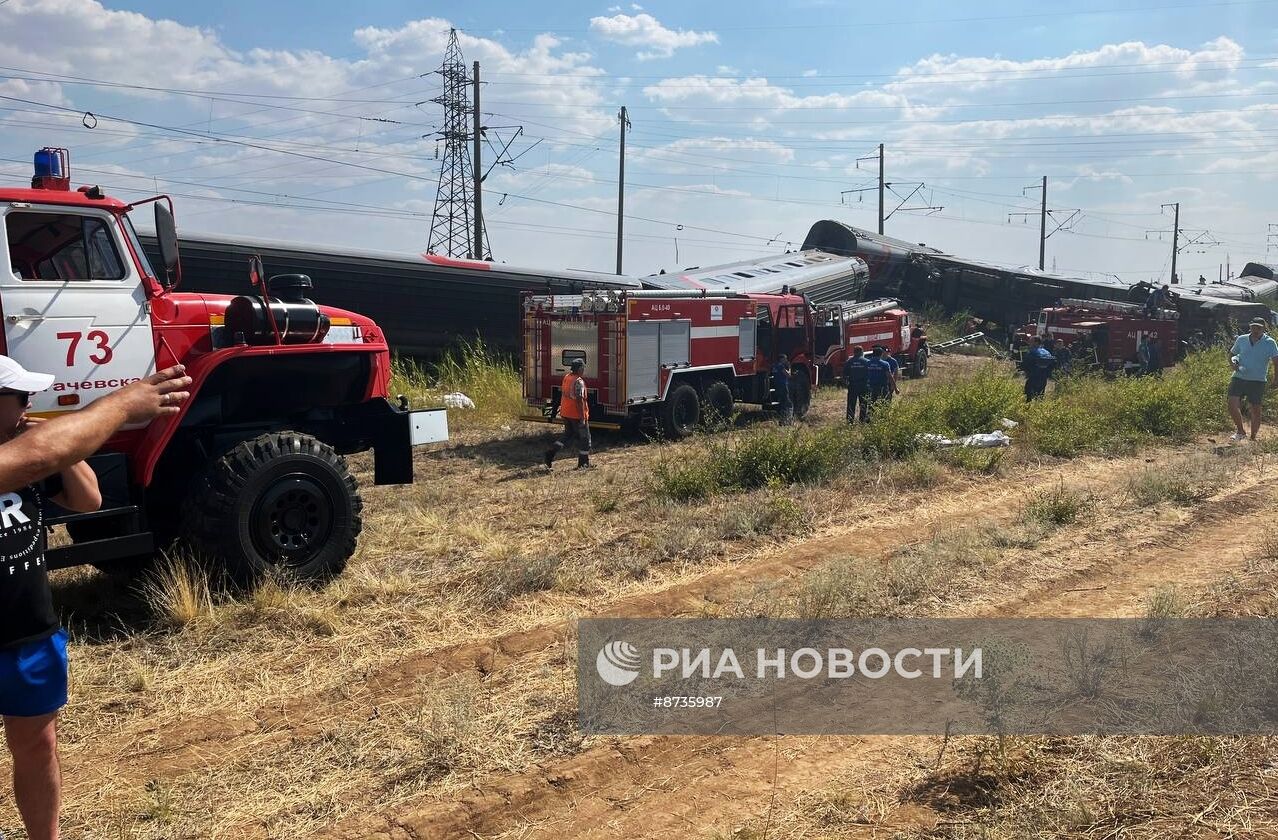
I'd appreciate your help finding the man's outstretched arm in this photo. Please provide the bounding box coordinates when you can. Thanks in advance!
[0,366,192,494]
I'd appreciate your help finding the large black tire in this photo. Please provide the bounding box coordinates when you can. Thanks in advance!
[913,347,930,379]
[703,380,735,428]
[183,432,361,585]
[790,367,812,419]
[660,382,701,439]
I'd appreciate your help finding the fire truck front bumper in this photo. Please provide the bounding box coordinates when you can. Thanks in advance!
[364,400,449,485]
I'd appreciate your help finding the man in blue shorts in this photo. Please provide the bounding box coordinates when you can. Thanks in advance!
[0,356,191,840]
[1228,318,1278,442]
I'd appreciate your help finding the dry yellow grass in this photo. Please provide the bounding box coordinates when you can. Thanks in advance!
[137,553,215,629]
[11,355,1271,839]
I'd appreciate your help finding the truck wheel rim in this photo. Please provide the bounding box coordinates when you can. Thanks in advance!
[252,475,334,566]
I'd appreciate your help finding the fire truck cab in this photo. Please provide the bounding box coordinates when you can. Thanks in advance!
[1014,297,1180,373]
[1,147,447,582]
[522,288,820,437]
[815,298,929,380]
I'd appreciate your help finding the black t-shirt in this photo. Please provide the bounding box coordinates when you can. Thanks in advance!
[0,484,56,649]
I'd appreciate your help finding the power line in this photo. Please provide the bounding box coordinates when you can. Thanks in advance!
[483,57,1278,87]
[495,104,1278,129]
[0,92,795,243]
[0,164,782,255]
[482,89,1278,111]
[473,1,1278,33]
[0,66,434,102]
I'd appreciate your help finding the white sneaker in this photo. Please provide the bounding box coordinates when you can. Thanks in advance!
[1230,432,1247,442]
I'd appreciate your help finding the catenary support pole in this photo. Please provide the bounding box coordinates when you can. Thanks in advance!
[472,61,484,260]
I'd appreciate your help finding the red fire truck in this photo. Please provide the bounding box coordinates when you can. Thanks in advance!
[1014,298,1180,372]
[522,288,822,437]
[814,298,929,380]
[1,148,447,582]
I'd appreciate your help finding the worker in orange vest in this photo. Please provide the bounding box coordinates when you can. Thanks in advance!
[544,359,592,470]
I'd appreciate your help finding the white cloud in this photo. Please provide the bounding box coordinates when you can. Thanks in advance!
[886,37,1247,103]
[2,2,1273,279]
[634,137,796,166]
[588,13,717,60]
[642,75,906,112]
[0,1,616,175]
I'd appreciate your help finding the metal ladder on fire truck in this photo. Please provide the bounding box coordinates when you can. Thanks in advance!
[835,298,900,320]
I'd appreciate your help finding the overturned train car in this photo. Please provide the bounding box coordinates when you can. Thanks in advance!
[802,220,1272,342]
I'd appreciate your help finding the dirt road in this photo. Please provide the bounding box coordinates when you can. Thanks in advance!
[19,361,1274,840]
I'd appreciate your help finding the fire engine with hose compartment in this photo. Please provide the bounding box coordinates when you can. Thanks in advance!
[521,287,827,437]
[1013,298,1181,373]
[1,148,448,582]
[814,298,929,382]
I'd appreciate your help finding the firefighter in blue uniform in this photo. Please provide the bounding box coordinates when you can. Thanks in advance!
[865,347,894,417]
[842,346,870,423]
[1023,336,1056,401]
[876,344,901,403]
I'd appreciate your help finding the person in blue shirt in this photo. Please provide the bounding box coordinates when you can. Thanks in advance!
[865,347,894,415]
[1054,339,1073,376]
[772,354,793,426]
[1023,336,1056,401]
[1227,317,1278,441]
[842,346,870,423]
[875,345,901,402]
[1143,283,1172,318]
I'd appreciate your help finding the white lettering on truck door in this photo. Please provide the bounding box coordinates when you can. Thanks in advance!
[1,208,156,420]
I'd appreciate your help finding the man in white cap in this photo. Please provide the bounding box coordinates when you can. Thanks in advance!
[1228,317,1278,442]
[0,356,191,840]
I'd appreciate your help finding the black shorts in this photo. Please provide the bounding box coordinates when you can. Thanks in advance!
[1228,377,1266,403]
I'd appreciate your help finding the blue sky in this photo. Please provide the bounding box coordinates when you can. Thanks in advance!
[3,0,1278,281]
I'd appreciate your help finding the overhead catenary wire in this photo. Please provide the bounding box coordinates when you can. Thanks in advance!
[467,1,1278,34]
[7,98,1271,252]
[6,37,1277,277]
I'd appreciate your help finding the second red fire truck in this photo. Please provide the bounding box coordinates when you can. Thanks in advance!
[522,288,822,437]
[814,298,929,381]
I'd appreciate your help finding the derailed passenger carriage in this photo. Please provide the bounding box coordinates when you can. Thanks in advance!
[641,248,870,303]
[801,219,1273,344]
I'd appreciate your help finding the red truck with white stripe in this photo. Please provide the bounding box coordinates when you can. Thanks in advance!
[1013,298,1180,372]
[521,288,822,437]
[815,298,929,380]
[1,148,447,582]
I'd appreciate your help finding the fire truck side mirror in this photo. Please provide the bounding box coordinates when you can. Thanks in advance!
[154,202,181,287]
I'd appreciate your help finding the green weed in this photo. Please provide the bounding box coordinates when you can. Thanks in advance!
[392,338,522,429]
